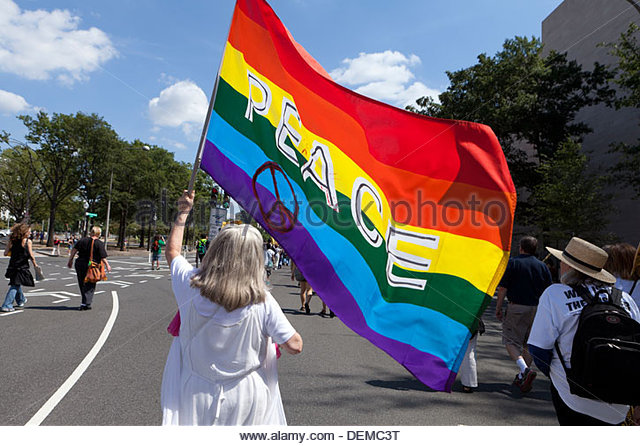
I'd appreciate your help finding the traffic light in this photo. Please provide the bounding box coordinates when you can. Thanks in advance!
[211,186,219,202]
[222,193,230,209]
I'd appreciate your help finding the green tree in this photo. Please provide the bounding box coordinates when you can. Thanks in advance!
[408,36,614,196]
[71,113,123,214]
[19,112,82,246]
[606,23,640,198]
[0,142,46,222]
[532,139,611,247]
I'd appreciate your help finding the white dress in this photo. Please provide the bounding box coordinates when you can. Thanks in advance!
[161,256,296,425]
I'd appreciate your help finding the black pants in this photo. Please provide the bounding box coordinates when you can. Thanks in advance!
[550,383,619,426]
[75,263,97,306]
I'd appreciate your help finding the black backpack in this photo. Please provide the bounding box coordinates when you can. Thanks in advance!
[555,285,640,405]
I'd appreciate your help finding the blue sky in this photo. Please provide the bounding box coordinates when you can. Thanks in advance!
[0,0,564,164]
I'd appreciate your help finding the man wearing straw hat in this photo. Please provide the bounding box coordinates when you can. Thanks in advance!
[527,237,640,425]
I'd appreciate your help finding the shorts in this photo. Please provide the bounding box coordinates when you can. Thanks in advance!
[294,268,305,282]
[502,303,537,348]
[152,252,160,261]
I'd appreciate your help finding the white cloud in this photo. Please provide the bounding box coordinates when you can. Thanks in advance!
[0,0,117,84]
[330,50,439,107]
[0,89,33,115]
[148,80,208,141]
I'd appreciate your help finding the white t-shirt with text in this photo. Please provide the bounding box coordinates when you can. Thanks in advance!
[528,283,640,424]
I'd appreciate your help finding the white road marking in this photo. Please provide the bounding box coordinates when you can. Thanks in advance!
[108,259,150,266]
[139,280,147,284]
[0,310,23,317]
[51,298,70,303]
[49,273,60,276]
[65,283,76,287]
[125,274,162,280]
[26,290,120,426]
[102,280,133,288]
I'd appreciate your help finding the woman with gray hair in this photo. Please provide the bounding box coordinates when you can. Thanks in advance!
[161,190,302,425]
[67,226,111,311]
[527,237,640,425]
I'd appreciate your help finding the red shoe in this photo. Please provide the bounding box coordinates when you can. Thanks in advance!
[518,368,537,393]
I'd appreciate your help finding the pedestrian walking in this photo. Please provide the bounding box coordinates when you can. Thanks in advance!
[459,319,484,393]
[51,236,59,255]
[151,235,166,270]
[194,235,208,268]
[67,226,111,311]
[528,237,640,425]
[264,243,275,278]
[161,190,302,425]
[2,223,38,312]
[495,236,552,393]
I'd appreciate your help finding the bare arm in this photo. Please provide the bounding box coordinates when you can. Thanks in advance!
[280,332,303,355]
[495,287,507,321]
[166,190,194,268]
[67,248,78,268]
[102,259,111,273]
[26,239,38,268]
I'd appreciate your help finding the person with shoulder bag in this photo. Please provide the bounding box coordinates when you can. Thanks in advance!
[67,226,111,311]
[528,237,640,425]
[2,223,38,312]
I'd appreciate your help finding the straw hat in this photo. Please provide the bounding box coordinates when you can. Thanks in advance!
[546,237,616,284]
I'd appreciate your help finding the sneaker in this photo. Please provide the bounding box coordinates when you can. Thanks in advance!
[1,307,15,313]
[518,368,537,393]
[15,298,27,309]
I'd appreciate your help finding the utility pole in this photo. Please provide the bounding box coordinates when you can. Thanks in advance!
[104,170,113,246]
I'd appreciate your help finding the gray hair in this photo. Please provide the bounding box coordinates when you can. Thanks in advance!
[561,268,608,288]
[190,225,266,312]
[90,226,102,237]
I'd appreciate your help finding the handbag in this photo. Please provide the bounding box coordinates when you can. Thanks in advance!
[84,238,107,283]
[35,265,45,281]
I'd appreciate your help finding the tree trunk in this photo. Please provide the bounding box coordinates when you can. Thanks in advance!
[46,200,57,247]
[139,220,145,248]
[117,208,128,251]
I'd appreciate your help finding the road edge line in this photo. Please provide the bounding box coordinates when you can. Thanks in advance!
[25,290,120,426]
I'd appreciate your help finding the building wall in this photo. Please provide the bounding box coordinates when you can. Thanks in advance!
[542,0,640,244]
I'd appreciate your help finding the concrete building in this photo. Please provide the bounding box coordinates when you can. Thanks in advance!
[542,0,639,243]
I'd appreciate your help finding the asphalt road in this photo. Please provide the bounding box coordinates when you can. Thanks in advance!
[0,252,558,426]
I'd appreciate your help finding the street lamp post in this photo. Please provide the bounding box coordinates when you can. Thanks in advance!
[104,170,113,246]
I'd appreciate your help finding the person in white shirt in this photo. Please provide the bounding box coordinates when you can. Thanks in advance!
[161,190,303,426]
[528,237,640,425]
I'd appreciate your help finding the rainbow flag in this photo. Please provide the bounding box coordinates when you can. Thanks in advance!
[200,0,516,391]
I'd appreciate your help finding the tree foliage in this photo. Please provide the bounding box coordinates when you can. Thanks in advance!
[532,139,611,247]
[408,36,614,193]
[19,112,82,245]
[2,111,216,250]
[607,23,640,197]
[0,144,45,221]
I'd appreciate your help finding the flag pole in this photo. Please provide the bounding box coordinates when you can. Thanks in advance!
[187,72,221,194]
[187,3,235,194]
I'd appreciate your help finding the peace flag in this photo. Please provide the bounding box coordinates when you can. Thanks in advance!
[200,0,516,391]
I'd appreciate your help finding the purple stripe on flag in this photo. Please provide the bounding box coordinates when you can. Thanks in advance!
[201,139,457,391]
